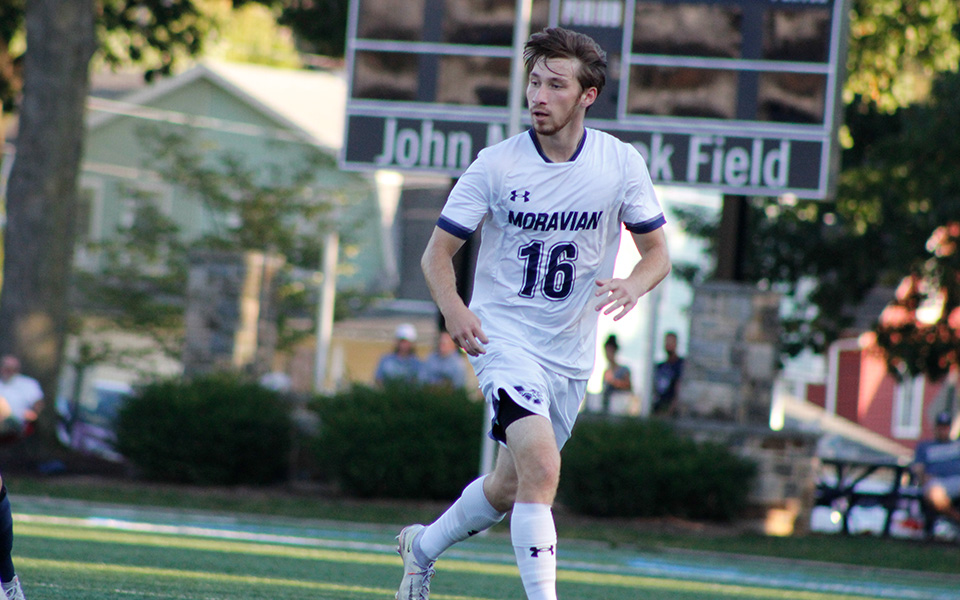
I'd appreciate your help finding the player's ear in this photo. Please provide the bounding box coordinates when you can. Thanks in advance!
[580,86,597,109]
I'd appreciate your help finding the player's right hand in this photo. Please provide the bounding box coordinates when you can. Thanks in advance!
[443,305,488,356]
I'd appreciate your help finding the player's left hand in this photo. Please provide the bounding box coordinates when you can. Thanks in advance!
[593,277,642,321]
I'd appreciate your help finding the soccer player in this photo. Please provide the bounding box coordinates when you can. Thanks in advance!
[396,27,670,600]
[0,475,25,599]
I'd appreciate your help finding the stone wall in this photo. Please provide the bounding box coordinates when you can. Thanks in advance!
[680,281,781,425]
[182,250,285,377]
[676,281,820,534]
[677,419,820,535]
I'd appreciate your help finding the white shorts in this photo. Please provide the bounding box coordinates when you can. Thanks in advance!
[470,345,586,450]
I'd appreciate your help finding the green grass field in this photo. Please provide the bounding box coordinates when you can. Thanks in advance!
[11,495,960,600]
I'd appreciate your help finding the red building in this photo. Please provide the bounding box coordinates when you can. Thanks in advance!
[819,333,949,451]
[813,224,960,450]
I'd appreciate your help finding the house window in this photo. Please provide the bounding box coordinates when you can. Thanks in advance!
[892,373,924,439]
[74,180,104,270]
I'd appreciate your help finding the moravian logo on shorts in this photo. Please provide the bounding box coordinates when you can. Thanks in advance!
[514,385,545,405]
[508,209,602,232]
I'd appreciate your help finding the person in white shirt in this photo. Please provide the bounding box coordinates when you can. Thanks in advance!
[395,27,670,600]
[0,356,43,437]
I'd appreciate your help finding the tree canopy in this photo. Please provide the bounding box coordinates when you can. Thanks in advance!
[845,0,960,112]
[675,57,960,373]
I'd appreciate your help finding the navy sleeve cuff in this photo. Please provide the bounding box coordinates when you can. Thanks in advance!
[625,213,666,234]
[437,215,475,239]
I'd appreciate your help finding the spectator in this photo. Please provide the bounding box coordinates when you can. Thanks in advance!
[419,331,466,389]
[375,323,422,386]
[600,334,631,414]
[651,332,683,417]
[912,411,960,526]
[0,356,43,438]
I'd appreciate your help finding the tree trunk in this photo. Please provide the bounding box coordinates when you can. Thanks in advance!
[0,0,96,431]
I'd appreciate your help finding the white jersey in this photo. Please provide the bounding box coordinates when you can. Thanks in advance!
[0,373,43,421]
[438,128,665,378]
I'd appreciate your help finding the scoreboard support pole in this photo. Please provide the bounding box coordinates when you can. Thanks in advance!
[716,194,749,282]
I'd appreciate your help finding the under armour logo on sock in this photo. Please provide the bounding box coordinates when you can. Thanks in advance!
[467,530,480,537]
[529,545,555,558]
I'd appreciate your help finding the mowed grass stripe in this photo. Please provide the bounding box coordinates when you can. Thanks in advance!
[17,557,480,600]
[17,522,894,600]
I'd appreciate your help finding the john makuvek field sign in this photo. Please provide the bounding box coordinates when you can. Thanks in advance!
[341,0,849,199]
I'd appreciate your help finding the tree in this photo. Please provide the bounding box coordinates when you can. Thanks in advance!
[874,224,960,381]
[0,1,97,431]
[0,0,226,428]
[276,0,349,59]
[870,73,960,381]
[845,0,960,113]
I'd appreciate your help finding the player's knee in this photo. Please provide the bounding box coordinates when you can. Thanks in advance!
[485,473,518,512]
[520,452,560,492]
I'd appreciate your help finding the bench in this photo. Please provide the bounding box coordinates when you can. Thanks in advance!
[814,458,915,537]
[815,457,960,539]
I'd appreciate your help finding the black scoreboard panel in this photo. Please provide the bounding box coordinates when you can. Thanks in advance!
[626,1,831,124]
[342,0,848,198]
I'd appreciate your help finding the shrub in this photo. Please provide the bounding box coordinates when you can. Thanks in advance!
[559,417,756,521]
[115,374,293,485]
[310,383,484,500]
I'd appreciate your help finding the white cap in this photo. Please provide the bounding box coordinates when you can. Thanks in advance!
[395,323,417,341]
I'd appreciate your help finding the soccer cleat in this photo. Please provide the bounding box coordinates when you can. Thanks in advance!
[2,576,25,600]
[395,524,436,600]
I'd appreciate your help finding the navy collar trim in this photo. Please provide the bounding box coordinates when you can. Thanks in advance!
[528,128,587,163]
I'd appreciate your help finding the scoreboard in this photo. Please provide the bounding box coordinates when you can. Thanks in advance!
[340,0,849,199]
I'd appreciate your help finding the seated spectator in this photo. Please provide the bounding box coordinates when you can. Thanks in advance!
[0,355,43,438]
[419,331,466,389]
[912,411,960,526]
[375,323,422,386]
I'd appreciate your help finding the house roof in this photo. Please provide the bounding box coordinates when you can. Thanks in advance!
[86,60,346,151]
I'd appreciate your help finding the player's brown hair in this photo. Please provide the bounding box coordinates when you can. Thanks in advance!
[523,27,607,96]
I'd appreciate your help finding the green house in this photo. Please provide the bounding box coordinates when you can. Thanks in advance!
[79,60,388,291]
[40,60,409,405]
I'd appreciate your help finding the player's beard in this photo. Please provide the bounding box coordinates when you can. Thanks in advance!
[531,102,580,137]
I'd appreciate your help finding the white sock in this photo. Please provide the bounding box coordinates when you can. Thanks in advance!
[511,502,557,600]
[417,475,507,563]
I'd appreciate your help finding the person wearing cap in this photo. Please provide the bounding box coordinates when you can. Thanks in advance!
[912,411,960,527]
[375,324,422,386]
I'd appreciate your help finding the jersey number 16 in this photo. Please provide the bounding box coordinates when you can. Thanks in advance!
[517,241,577,301]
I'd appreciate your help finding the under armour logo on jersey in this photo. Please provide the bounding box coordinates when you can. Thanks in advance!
[529,545,555,558]
[509,189,531,202]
